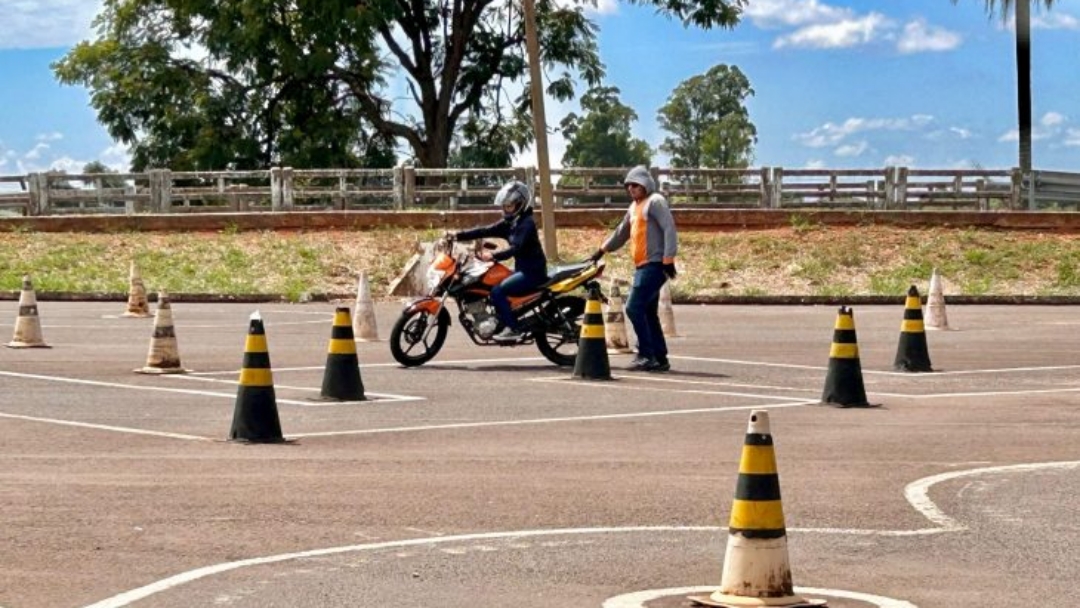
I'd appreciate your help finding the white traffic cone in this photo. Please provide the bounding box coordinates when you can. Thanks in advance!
[352,271,380,341]
[689,410,826,608]
[134,291,188,374]
[659,281,679,338]
[6,275,50,348]
[120,260,152,318]
[925,268,953,331]
[604,282,633,354]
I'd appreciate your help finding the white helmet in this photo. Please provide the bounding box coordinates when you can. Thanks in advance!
[494,180,532,219]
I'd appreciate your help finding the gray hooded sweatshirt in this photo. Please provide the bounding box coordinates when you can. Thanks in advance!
[601,166,678,267]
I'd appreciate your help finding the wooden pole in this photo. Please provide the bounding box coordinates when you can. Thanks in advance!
[522,0,559,259]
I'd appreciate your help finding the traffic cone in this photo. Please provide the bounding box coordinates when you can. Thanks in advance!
[120,260,151,318]
[572,284,612,380]
[821,306,873,408]
[353,271,380,341]
[925,268,952,331]
[894,285,934,372]
[6,275,50,348]
[689,410,827,608]
[659,281,679,338]
[229,311,285,443]
[312,306,366,402]
[134,291,188,374]
[604,283,633,354]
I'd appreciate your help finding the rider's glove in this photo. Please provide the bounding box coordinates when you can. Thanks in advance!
[663,263,677,280]
[588,249,605,263]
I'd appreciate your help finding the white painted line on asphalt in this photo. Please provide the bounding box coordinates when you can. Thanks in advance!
[602,585,917,608]
[190,356,552,376]
[288,402,816,438]
[0,412,211,442]
[671,355,1080,378]
[532,375,817,402]
[166,374,424,404]
[76,459,1080,608]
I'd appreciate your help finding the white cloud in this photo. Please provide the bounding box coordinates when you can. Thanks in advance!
[1032,13,1080,30]
[1041,112,1066,127]
[0,0,102,49]
[950,127,973,139]
[743,0,851,29]
[774,13,892,50]
[804,159,827,169]
[998,112,1072,144]
[834,141,869,157]
[35,132,65,142]
[100,143,132,171]
[794,114,936,148]
[884,154,916,167]
[1064,129,1080,147]
[897,19,962,54]
[24,142,49,160]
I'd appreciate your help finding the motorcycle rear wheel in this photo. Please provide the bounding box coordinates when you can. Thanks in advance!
[534,295,586,367]
[390,307,450,367]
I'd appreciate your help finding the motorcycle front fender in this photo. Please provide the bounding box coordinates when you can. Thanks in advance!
[404,297,444,317]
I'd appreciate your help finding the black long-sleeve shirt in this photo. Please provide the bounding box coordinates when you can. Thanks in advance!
[455,207,548,279]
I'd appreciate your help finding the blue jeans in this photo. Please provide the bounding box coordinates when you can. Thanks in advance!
[491,271,544,330]
[626,262,668,362]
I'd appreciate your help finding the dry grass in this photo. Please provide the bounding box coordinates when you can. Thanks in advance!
[2,225,1080,299]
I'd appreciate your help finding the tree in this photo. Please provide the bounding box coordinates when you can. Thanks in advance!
[82,161,128,188]
[559,85,652,172]
[54,0,747,170]
[955,0,1056,177]
[657,64,756,170]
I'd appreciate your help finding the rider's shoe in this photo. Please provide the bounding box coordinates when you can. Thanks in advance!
[627,356,655,371]
[493,327,523,343]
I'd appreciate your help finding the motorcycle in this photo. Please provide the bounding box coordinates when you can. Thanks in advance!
[390,235,605,367]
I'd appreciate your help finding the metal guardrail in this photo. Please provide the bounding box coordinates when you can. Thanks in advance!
[1025,170,1080,209]
[0,165,1028,216]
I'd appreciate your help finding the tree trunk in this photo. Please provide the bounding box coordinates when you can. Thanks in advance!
[1015,0,1033,177]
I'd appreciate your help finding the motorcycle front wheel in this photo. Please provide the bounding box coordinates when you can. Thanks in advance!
[534,295,586,367]
[390,307,450,367]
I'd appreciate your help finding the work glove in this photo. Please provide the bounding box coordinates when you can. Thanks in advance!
[588,249,605,263]
[663,263,677,280]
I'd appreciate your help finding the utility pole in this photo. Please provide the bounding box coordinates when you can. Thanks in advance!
[522,0,558,259]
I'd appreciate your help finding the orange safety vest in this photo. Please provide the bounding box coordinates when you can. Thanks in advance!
[629,198,651,267]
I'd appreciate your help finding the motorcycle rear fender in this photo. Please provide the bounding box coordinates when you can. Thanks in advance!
[548,261,604,294]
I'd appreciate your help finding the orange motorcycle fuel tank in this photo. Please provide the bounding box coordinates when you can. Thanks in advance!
[480,262,512,286]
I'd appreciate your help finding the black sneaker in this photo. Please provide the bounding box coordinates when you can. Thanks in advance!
[492,327,523,343]
[627,356,655,371]
[645,359,670,372]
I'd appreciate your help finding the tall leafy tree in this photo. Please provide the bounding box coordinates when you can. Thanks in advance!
[54,0,747,170]
[955,0,1055,176]
[657,64,756,169]
[559,85,652,171]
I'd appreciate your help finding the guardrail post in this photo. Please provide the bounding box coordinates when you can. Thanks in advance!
[770,167,783,208]
[759,167,772,208]
[1010,167,1022,210]
[1028,170,1038,211]
[270,167,283,210]
[403,165,416,209]
[148,169,172,213]
[883,166,895,209]
[895,166,909,208]
[27,173,48,216]
[282,167,294,210]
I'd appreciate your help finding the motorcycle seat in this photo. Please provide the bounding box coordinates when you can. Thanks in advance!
[538,262,591,289]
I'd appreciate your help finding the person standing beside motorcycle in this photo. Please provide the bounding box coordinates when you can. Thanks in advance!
[452,180,548,343]
[589,165,678,372]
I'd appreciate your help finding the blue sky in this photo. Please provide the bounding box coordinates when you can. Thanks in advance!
[1,0,1078,176]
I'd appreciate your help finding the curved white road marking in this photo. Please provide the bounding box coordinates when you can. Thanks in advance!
[78,459,1080,608]
[602,585,918,608]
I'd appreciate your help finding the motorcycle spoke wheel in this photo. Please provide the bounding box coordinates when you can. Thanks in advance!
[390,308,449,367]
[535,296,585,367]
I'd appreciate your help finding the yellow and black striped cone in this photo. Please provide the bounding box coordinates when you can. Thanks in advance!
[821,306,871,408]
[572,284,612,380]
[229,311,285,443]
[690,410,827,608]
[6,275,50,349]
[120,260,151,318]
[894,285,934,372]
[604,283,633,354]
[313,306,366,402]
[134,291,189,374]
[352,271,380,341]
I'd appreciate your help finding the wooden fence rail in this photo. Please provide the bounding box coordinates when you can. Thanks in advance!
[1,165,1068,217]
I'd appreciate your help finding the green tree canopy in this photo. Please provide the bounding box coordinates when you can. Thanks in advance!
[657,64,756,169]
[559,85,652,171]
[54,0,747,171]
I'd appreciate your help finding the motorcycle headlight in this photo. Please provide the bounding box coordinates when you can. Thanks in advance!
[426,267,446,291]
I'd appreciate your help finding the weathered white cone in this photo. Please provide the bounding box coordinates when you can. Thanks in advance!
[6,275,50,348]
[659,281,679,338]
[604,282,633,354]
[134,291,188,374]
[120,260,152,318]
[925,268,953,331]
[352,271,380,341]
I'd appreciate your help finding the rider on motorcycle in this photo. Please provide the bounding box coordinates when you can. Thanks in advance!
[451,180,549,342]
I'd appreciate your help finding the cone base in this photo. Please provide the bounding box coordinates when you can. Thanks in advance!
[228,437,294,445]
[6,342,51,349]
[307,395,368,403]
[134,366,190,375]
[688,593,826,607]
